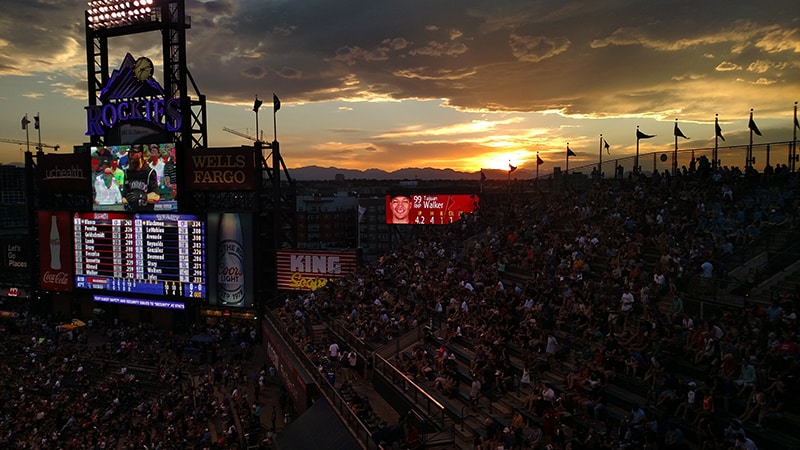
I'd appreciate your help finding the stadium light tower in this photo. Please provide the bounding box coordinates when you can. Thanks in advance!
[84,0,206,151]
[86,0,157,30]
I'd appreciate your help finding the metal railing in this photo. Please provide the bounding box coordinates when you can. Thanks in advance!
[538,141,798,179]
[262,308,379,449]
[372,353,453,429]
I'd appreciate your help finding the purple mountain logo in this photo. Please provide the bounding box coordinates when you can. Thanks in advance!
[99,53,164,102]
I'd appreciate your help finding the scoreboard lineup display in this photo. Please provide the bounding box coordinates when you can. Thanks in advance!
[73,212,206,298]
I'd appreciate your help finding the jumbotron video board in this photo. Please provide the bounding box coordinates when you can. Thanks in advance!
[385,194,479,225]
[73,212,206,298]
[90,143,178,212]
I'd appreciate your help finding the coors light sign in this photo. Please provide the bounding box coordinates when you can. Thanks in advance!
[217,213,245,306]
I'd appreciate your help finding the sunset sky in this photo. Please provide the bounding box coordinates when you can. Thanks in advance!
[0,0,798,175]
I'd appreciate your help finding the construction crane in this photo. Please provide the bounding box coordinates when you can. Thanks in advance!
[0,138,60,151]
[222,127,265,144]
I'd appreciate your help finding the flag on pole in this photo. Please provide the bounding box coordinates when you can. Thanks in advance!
[748,115,762,136]
[715,121,725,141]
[567,145,576,157]
[253,96,263,112]
[508,163,517,173]
[536,155,544,165]
[273,93,281,113]
[21,115,30,130]
[674,122,689,139]
[603,138,610,154]
[794,113,799,130]
[636,129,655,140]
[480,170,486,181]
[34,114,40,130]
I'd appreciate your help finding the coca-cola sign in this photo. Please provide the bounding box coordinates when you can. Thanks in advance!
[42,271,70,286]
[39,211,73,292]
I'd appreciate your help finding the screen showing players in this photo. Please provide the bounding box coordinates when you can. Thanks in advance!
[385,194,479,225]
[90,143,177,212]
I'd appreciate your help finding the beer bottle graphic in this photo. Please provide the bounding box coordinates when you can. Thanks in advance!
[49,215,61,271]
[217,213,245,306]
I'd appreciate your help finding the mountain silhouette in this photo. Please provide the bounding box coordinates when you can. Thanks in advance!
[287,165,536,181]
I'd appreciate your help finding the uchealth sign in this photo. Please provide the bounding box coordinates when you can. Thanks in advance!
[276,250,358,291]
[184,147,257,191]
[37,153,91,192]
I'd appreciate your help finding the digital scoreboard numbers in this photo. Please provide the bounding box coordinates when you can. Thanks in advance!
[73,212,206,298]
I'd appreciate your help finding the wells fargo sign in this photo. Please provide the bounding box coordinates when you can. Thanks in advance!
[276,250,358,291]
[184,147,257,190]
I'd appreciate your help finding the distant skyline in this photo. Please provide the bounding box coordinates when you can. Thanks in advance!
[1,0,798,173]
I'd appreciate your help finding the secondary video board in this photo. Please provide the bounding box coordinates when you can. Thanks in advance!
[385,193,479,225]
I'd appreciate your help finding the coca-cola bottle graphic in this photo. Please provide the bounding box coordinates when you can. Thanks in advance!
[49,215,61,271]
[217,213,245,306]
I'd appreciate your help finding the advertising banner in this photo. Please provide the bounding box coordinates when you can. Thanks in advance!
[37,153,91,192]
[276,249,358,292]
[2,239,28,270]
[39,211,73,292]
[184,147,257,191]
[207,213,254,307]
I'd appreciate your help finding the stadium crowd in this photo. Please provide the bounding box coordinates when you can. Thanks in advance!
[279,161,799,449]
[0,160,798,449]
[0,315,266,449]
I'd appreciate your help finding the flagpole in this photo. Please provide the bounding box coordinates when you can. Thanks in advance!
[714,114,719,170]
[792,102,798,172]
[36,113,42,153]
[635,127,640,175]
[673,119,679,175]
[24,113,30,153]
[507,161,511,197]
[748,109,754,170]
[566,143,569,173]
[273,93,278,142]
[599,135,603,177]
[536,154,540,181]
[254,95,260,142]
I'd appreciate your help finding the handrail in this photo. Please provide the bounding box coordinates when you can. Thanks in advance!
[262,308,378,449]
[371,353,450,429]
[375,353,445,410]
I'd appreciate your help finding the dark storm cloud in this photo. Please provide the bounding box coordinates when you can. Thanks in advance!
[0,0,85,74]
[180,0,799,120]
[1,0,797,120]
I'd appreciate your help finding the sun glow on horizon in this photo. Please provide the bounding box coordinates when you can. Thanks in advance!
[469,150,532,171]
